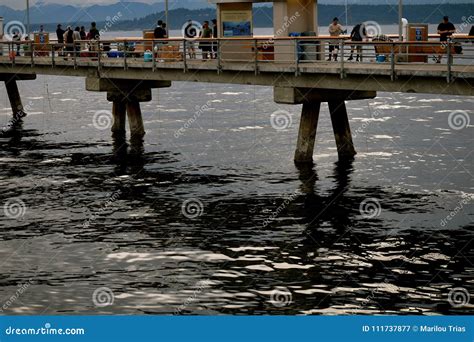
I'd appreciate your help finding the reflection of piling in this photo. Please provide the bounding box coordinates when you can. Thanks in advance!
[274,87,376,163]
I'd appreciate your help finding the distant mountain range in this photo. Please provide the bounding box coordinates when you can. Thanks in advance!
[0,3,473,31]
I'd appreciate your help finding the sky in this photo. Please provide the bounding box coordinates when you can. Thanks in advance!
[2,0,468,10]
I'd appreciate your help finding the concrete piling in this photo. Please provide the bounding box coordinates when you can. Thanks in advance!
[328,100,356,159]
[4,80,25,120]
[294,101,321,163]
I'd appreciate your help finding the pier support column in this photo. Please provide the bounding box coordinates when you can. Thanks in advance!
[328,100,356,159]
[294,101,321,163]
[274,86,376,163]
[112,101,127,138]
[5,80,25,119]
[126,101,145,146]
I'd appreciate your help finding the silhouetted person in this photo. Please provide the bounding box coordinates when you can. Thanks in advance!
[437,16,455,63]
[348,23,366,62]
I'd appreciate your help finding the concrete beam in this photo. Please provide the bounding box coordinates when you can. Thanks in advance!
[86,77,171,92]
[0,73,37,81]
[274,87,376,104]
[106,89,152,103]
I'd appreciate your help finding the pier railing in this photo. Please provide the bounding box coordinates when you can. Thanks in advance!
[0,36,473,83]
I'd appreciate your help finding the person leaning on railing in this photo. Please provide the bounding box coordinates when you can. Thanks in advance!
[348,23,366,62]
[436,16,455,63]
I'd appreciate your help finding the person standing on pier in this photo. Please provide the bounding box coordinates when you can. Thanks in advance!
[328,17,343,61]
[212,19,218,59]
[56,24,65,57]
[348,23,366,62]
[436,16,455,63]
[199,21,213,60]
[88,22,100,54]
[64,26,74,59]
[12,31,21,56]
[154,20,166,39]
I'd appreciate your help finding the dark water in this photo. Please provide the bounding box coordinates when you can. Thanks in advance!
[0,76,472,315]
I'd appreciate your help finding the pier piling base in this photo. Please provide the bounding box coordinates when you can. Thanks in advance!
[126,101,145,146]
[294,102,321,163]
[328,100,356,159]
[4,80,25,120]
[112,101,127,139]
[275,86,374,163]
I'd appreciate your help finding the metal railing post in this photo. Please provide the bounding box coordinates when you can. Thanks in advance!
[340,39,345,79]
[390,43,396,81]
[254,39,259,75]
[183,39,187,73]
[123,40,128,70]
[152,40,157,72]
[98,41,102,71]
[51,44,55,67]
[446,40,452,83]
[294,38,299,76]
[217,39,221,75]
[30,42,34,67]
[73,44,77,69]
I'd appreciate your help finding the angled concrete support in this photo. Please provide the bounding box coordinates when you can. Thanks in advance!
[4,80,25,119]
[328,100,356,159]
[112,101,127,138]
[294,102,321,163]
[275,86,374,163]
[126,101,145,146]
